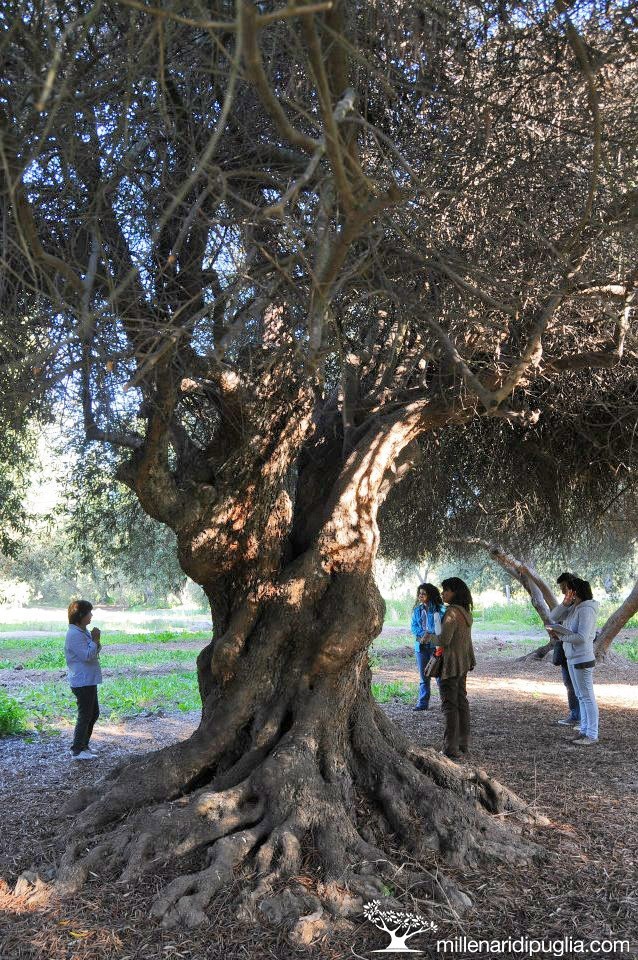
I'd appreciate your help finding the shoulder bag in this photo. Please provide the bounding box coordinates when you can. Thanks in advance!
[424,652,443,679]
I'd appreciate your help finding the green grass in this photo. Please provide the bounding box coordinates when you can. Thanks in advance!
[0,614,211,634]
[2,600,636,639]
[0,689,28,735]
[19,648,198,670]
[383,598,547,630]
[7,672,419,728]
[12,672,201,725]
[0,629,209,653]
[372,634,412,652]
[617,638,638,662]
[371,680,418,704]
[0,621,64,633]
[383,599,414,624]
[473,603,541,626]
[383,597,638,631]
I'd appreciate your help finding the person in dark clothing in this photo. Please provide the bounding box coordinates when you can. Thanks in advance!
[438,577,476,760]
[64,599,102,760]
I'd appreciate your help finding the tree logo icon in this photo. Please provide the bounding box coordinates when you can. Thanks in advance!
[363,900,438,953]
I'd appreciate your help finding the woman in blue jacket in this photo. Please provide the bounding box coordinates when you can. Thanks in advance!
[410,583,445,711]
[65,599,102,760]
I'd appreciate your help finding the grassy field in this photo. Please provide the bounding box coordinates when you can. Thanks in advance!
[385,596,638,630]
[0,669,419,733]
[1,601,636,734]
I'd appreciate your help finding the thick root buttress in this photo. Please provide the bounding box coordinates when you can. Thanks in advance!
[55,682,541,936]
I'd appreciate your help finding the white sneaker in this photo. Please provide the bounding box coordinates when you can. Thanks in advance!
[71,750,97,761]
[86,746,98,755]
[574,736,599,747]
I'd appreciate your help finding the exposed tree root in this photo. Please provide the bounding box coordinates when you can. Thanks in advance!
[55,681,542,939]
[53,572,543,940]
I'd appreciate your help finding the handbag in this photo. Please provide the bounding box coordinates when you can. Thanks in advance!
[552,639,566,667]
[424,653,443,679]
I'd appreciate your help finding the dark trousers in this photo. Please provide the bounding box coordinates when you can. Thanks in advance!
[561,664,580,721]
[71,685,100,754]
[440,674,470,755]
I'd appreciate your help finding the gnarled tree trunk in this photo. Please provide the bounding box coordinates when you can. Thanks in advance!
[57,414,538,935]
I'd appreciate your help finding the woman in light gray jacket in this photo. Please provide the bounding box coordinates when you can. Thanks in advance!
[65,599,102,760]
[546,577,599,745]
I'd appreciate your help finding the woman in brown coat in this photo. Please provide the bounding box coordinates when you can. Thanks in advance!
[438,577,476,759]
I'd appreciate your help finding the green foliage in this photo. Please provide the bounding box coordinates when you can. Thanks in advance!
[6,673,418,725]
[20,648,197,670]
[0,689,28,735]
[371,681,418,704]
[59,445,189,605]
[0,628,209,648]
[1,440,207,609]
[368,652,382,670]
[0,410,42,561]
[380,409,638,573]
[13,672,201,725]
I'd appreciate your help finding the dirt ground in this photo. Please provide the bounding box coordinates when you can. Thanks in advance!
[1,641,637,960]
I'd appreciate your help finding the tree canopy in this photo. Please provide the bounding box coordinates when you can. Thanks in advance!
[1,0,636,534]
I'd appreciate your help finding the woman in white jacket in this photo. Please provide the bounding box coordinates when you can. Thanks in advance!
[546,577,599,745]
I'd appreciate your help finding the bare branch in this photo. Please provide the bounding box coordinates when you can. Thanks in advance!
[595,579,638,660]
[240,1,319,155]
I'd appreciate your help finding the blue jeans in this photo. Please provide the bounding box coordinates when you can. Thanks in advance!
[567,663,598,739]
[561,663,580,722]
[415,645,440,707]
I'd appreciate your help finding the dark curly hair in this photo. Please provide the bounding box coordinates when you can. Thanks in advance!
[441,577,473,611]
[414,582,443,609]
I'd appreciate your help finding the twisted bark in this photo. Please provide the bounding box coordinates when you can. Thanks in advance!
[56,438,540,936]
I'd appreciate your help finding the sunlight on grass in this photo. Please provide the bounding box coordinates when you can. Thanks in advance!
[0,607,212,634]
[0,630,209,653]
[6,672,420,728]
[0,689,28,735]
[382,598,638,631]
[617,639,638,663]
[17,648,198,670]
[11,672,201,726]
[371,680,418,704]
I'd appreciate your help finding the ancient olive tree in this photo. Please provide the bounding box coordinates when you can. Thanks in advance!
[1,0,636,932]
